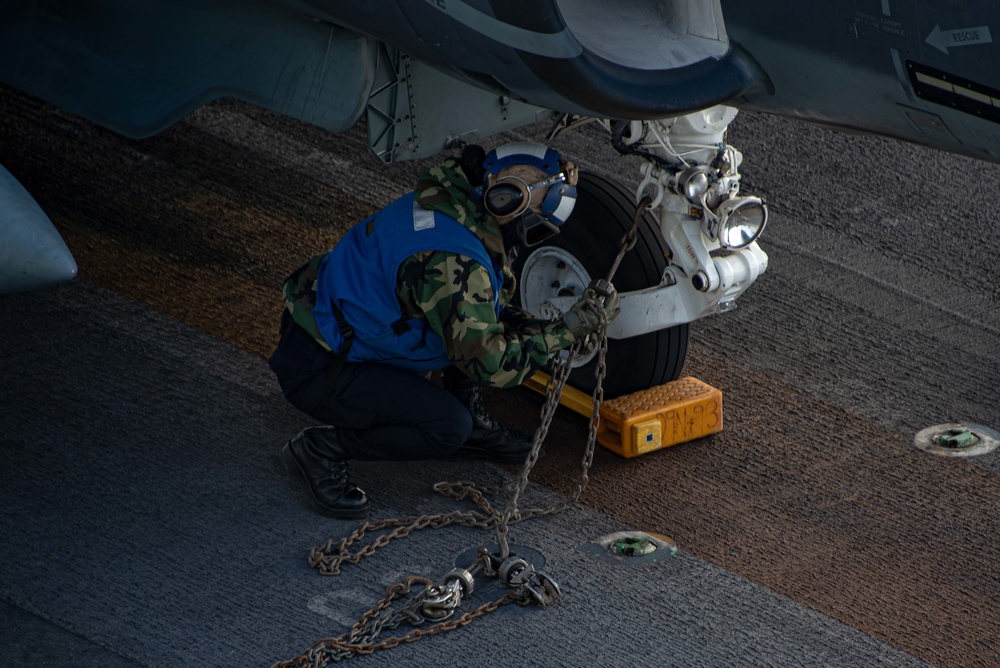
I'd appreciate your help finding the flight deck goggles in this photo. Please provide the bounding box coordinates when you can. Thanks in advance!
[483,171,570,221]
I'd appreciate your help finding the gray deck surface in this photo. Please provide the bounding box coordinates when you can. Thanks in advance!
[2,81,999,667]
[1,281,925,667]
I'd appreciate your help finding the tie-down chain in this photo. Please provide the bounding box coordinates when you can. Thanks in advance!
[273,199,652,668]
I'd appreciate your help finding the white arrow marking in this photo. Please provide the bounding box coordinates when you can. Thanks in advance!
[926,24,993,54]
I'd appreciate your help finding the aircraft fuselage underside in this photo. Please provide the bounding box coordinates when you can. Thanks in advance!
[1,1,996,162]
[1,0,996,324]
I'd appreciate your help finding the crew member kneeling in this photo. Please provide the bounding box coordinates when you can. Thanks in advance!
[269,143,620,518]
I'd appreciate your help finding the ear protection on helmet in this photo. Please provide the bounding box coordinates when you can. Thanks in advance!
[480,143,578,240]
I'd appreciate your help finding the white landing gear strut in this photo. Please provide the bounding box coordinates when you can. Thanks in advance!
[539,106,769,341]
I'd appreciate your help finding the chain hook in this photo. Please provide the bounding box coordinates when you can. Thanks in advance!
[420,579,463,621]
[636,162,665,210]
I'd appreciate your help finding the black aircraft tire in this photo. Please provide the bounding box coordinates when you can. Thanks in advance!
[512,171,689,398]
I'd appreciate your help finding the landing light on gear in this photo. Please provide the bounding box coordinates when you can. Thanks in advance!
[712,196,768,249]
[678,167,710,204]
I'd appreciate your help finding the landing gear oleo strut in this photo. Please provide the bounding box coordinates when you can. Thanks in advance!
[518,107,767,398]
[522,106,760,456]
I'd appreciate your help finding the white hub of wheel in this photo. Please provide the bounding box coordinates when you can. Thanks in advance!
[518,246,598,367]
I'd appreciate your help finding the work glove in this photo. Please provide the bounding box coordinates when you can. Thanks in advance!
[562,284,621,339]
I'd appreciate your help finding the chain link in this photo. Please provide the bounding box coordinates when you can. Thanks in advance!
[275,198,652,666]
[272,576,530,667]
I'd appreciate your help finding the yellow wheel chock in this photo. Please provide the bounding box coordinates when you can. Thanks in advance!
[524,374,723,458]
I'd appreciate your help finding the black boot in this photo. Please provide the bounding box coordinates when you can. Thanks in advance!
[280,427,370,519]
[441,369,539,463]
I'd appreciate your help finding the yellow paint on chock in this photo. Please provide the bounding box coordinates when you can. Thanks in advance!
[524,373,723,458]
[523,372,595,418]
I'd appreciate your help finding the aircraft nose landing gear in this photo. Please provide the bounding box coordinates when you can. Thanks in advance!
[516,106,768,397]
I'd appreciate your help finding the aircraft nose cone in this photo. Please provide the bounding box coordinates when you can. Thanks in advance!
[0,165,77,293]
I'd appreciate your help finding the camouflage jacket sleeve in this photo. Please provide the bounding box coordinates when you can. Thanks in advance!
[281,253,332,351]
[398,251,578,388]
